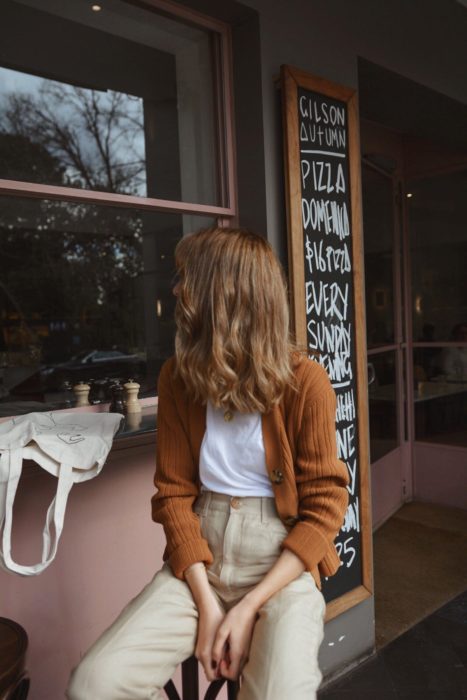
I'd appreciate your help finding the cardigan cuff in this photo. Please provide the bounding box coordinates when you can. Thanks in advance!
[168,538,214,581]
[280,520,334,572]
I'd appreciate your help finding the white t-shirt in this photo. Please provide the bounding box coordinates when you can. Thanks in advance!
[199,400,274,496]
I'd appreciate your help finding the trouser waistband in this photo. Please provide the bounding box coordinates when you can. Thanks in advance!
[194,489,280,521]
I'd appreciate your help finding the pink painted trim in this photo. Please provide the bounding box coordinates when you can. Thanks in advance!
[363,162,410,505]
[367,344,398,355]
[135,0,231,34]
[0,2,238,221]
[0,397,159,425]
[401,180,416,498]
[222,25,238,217]
[411,342,467,348]
[392,179,405,454]
[414,440,467,453]
[136,0,237,215]
[0,180,234,217]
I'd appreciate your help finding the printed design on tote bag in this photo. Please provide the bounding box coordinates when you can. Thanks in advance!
[12,412,89,444]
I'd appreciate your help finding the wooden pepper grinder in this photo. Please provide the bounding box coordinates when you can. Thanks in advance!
[73,381,91,407]
[123,379,141,414]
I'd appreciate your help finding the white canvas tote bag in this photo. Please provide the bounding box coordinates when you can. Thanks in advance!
[0,410,124,576]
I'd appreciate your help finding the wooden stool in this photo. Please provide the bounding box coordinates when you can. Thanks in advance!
[0,618,30,700]
[164,655,240,700]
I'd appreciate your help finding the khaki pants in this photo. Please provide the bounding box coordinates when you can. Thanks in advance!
[67,491,326,700]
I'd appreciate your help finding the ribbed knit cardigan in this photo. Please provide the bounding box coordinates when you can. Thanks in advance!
[151,354,350,590]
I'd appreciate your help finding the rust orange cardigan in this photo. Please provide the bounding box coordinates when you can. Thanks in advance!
[151,354,349,590]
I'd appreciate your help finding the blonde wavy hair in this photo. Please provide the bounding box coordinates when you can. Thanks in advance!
[172,227,305,413]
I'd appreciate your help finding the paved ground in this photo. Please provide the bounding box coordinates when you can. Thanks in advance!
[319,589,467,699]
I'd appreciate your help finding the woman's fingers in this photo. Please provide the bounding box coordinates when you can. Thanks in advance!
[194,595,227,681]
[195,644,218,682]
[211,626,229,666]
[219,644,247,680]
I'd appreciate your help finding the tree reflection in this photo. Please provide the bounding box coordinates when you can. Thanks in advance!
[1,80,146,194]
[0,195,144,363]
[0,79,148,364]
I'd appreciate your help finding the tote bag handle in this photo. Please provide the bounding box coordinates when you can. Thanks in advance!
[0,446,74,576]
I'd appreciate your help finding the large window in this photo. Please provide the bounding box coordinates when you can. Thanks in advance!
[0,0,233,206]
[0,0,235,416]
[409,169,467,446]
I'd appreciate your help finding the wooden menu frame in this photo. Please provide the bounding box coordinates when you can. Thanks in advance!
[281,65,372,620]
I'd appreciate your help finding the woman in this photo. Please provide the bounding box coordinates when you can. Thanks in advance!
[67,227,349,700]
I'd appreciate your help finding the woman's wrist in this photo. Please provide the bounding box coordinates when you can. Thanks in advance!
[184,561,206,578]
[184,562,218,610]
[241,548,306,612]
[240,589,262,613]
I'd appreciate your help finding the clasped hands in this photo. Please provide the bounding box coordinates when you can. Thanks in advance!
[195,593,259,683]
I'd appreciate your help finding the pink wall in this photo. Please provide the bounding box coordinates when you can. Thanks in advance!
[370,447,406,530]
[0,442,226,700]
[413,442,467,510]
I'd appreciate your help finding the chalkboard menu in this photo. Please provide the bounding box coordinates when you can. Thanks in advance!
[281,66,371,618]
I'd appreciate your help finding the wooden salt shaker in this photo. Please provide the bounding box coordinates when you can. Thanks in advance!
[126,411,142,430]
[123,379,141,414]
[73,381,91,407]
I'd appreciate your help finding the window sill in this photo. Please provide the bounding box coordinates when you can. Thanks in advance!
[0,399,159,450]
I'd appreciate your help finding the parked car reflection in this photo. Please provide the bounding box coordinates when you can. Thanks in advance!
[40,349,146,390]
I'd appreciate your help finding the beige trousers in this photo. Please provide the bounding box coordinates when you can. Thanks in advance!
[66,491,326,700]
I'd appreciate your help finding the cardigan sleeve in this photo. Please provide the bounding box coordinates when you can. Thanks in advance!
[151,360,213,580]
[280,365,350,572]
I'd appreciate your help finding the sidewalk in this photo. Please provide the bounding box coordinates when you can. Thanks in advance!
[319,589,467,699]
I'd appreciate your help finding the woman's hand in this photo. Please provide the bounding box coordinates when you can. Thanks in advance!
[183,562,226,681]
[195,593,227,682]
[211,597,259,681]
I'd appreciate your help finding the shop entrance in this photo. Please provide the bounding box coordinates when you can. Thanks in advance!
[359,58,467,648]
[359,58,467,525]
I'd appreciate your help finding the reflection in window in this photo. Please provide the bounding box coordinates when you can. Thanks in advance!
[362,164,395,348]
[0,196,214,416]
[0,0,222,205]
[368,351,399,462]
[0,67,146,195]
[409,170,467,342]
[413,348,467,447]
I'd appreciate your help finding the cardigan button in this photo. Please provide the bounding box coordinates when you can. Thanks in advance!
[271,469,284,484]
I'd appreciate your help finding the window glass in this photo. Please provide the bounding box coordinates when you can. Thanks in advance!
[413,348,467,447]
[409,170,467,342]
[0,195,215,416]
[0,0,223,205]
[362,164,395,348]
[368,351,399,462]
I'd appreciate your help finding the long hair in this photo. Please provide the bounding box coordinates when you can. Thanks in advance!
[172,227,305,413]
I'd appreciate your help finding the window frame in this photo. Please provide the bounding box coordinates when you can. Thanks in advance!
[0,0,238,421]
[0,0,238,224]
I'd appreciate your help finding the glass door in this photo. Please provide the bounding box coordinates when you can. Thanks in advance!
[362,160,408,528]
